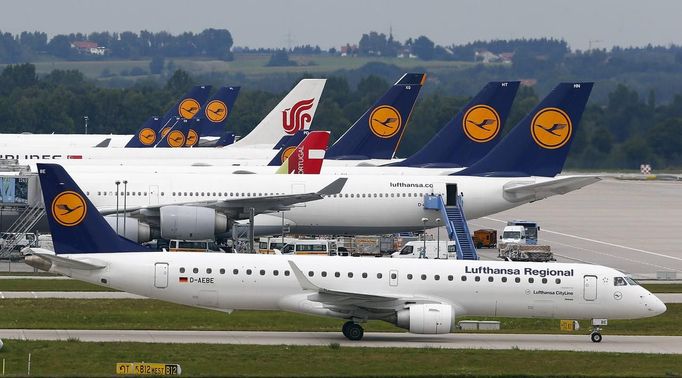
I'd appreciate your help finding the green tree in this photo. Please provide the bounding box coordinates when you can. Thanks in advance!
[412,36,435,60]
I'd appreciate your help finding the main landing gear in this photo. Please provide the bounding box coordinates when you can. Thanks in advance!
[342,321,364,341]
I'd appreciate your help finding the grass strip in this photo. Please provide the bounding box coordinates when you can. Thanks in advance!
[0,340,680,377]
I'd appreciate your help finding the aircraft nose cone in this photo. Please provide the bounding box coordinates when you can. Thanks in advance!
[646,294,667,315]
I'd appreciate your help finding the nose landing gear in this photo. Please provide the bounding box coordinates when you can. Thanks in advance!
[590,318,608,343]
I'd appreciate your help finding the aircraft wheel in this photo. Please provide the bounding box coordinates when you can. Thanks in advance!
[341,321,354,338]
[345,323,364,341]
[590,332,602,343]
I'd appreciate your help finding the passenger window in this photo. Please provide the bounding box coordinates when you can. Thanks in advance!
[420,274,426,280]
[448,275,453,281]
[193,268,198,273]
[180,267,185,273]
[542,278,548,284]
[488,276,493,282]
[362,273,367,278]
[335,272,340,278]
[377,273,383,279]
[284,270,290,276]
[260,270,265,276]
[515,277,521,283]
[308,271,314,277]
[555,278,561,284]
[528,278,534,283]
[614,277,627,286]
[220,269,225,274]
[321,272,327,277]
[434,275,440,281]
[206,268,212,274]
[461,275,467,281]
[246,269,252,275]
[233,269,238,274]
[502,277,507,283]
[348,272,353,278]
[407,274,413,280]
[474,276,480,282]
[391,273,397,279]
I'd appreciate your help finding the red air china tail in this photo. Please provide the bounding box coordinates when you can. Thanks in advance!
[277,131,330,174]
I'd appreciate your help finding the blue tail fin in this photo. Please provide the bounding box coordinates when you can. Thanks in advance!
[36,163,149,254]
[196,86,240,137]
[392,81,520,168]
[155,118,202,148]
[124,85,211,147]
[215,132,236,146]
[268,130,310,166]
[455,82,593,177]
[325,73,426,160]
[124,116,161,148]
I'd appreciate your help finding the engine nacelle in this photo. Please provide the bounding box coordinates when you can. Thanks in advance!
[104,216,152,243]
[160,206,228,240]
[395,304,455,334]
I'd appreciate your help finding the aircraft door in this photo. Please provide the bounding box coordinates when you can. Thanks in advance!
[154,263,168,288]
[389,270,398,287]
[446,184,458,206]
[149,185,159,205]
[583,275,597,301]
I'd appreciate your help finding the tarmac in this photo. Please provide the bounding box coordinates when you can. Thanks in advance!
[0,329,680,354]
[469,177,682,279]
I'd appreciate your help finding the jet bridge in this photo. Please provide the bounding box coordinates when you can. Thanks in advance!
[423,193,478,260]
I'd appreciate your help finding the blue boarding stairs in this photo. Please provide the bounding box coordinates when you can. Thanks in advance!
[423,194,479,260]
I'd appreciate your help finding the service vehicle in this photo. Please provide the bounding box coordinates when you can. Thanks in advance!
[391,241,456,259]
[472,229,497,248]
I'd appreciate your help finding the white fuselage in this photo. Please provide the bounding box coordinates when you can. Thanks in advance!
[55,252,666,322]
[63,168,577,235]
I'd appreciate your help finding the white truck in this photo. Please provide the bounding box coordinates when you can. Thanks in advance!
[391,241,456,259]
[497,224,553,262]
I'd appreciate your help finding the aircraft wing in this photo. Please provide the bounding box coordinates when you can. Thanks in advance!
[101,178,347,222]
[288,261,442,316]
[503,175,600,203]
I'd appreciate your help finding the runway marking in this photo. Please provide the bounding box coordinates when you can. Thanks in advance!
[482,217,682,263]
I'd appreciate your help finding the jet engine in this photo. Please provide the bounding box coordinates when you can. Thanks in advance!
[394,304,455,334]
[160,206,228,240]
[104,216,152,243]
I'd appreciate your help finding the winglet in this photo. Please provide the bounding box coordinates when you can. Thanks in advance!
[317,178,347,196]
[288,260,320,291]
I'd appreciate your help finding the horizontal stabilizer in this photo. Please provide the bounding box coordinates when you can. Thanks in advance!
[29,249,106,270]
[503,175,601,203]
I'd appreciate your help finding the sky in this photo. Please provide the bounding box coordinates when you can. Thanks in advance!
[2,0,681,51]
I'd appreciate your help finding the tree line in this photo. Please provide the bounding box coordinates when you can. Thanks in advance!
[0,63,680,170]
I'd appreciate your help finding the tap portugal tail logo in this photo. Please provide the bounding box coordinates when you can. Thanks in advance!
[282,98,315,135]
[52,191,87,227]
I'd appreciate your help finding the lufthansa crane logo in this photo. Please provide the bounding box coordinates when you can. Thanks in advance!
[185,129,199,147]
[280,146,297,163]
[205,100,228,123]
[52,191,87,227]
[531,107,572,149]
[167,130,186,148]
[160,126,171,138]
[369,105,402,139]
[178,98,201,119]
[138,128,156,146]
[463,105,501,143]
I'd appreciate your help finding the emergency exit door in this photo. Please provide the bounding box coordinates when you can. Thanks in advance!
[155,263,168,288]
[389,270,399,287]
[583,275,597,301]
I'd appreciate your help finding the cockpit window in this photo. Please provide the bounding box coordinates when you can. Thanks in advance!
[624,277,639,286]
[614,277,627,286]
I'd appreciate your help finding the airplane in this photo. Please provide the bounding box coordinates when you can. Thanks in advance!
[0,86,212,149]
[0,79,324,157]
[29,83,596,240]
[26,162,666,342]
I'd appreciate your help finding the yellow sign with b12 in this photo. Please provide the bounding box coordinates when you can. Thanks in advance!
[116,362,181,376]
